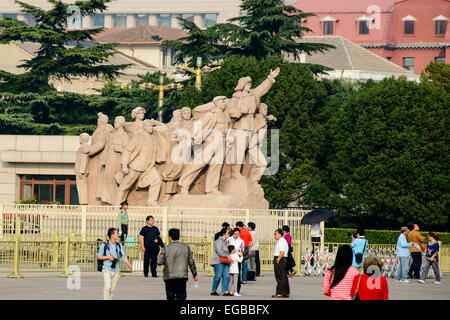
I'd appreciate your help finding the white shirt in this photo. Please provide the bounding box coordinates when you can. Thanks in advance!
[311,223,321,237]
[274,237,289,257]
[250,230,259,250]
[229,252,243,274]
[227,236,245,253]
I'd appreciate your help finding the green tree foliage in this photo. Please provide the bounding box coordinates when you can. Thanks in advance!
[421,61,450,93]
[307,78,450,231]
[162,0,333,64]
[0,0,129,93]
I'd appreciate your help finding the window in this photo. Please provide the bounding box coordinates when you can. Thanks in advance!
[403,57,415,72]
[436,21,446,34]
[92,14,105,28]
[26,14,36,26]
[203,13,217,28]
[158,14,171,28]
[181,13,194,23]
[359,21,369,34]
[435,57,445,63]
[323,21,333,34]
[404,21,414,34]
[114,14,127,28]
[20,175,78,205]
[136,14,148,26]
[2,14,17,19]
[162,48,168,67]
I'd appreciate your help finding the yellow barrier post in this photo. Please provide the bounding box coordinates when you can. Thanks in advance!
[206,238,214,277]
[51,234,59,268]
[8,235,23,278]
[59,237,70,278]
[295,240,302,277]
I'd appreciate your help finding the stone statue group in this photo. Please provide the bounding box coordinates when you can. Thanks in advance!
[75,68,279,208]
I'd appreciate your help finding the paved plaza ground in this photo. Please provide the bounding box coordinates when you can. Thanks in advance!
[0,271,448,300]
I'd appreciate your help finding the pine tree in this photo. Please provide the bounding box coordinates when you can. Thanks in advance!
[0,0,130,94]
[162,0,334,63]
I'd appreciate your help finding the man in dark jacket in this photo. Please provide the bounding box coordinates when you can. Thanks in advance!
[157,228,198,300]
[140,215,164,277]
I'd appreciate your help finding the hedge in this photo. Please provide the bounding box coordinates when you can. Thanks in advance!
[324,228,450,245]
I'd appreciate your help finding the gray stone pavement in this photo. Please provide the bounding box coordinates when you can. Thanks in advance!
[0,272,448,300]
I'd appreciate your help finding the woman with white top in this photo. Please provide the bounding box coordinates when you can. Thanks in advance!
[272,228,290,298]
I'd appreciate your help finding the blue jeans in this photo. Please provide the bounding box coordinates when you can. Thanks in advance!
[212,263,229,293]
[396,256,410,281]
[242,247,249,282]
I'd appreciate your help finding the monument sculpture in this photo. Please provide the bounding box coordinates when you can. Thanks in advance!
[74,68,280,209]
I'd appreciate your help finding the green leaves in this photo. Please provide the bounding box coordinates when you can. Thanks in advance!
[0,0,127,93]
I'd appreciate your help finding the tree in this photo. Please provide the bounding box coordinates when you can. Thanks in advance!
[162,0,333,65]
[421,61,450,93]
[307,78,450,231]
[0,0,130,94]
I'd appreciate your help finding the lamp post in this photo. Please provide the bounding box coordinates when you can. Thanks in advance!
[139,75,184,122]
[177,57,221,90]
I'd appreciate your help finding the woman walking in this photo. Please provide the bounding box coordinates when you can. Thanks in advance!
[350,255,389,300]
[282,225,296,277]
[210,228,233,296]
[417,232,441,284]
[322,245,360,300]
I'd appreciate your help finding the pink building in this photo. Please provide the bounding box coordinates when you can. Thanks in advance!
[292,0,449,74]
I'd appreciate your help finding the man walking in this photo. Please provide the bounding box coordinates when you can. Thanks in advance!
[272,228,289,298]
[97,228,132,300]
[140,216,164,277]
[395,227,413,283]
[408,223,425,280]
[248,222,260,277]
[157,228,198,300]
[236,221,252,284]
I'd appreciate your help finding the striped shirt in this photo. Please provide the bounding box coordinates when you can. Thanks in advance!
[322,266,360,300]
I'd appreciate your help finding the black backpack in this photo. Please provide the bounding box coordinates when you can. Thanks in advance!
[97,241,122,272]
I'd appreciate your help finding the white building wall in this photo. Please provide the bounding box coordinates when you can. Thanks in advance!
[0,135,79,204]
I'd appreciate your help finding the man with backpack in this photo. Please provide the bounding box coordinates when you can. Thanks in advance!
[351,229,368,273]
[97,228,132,300]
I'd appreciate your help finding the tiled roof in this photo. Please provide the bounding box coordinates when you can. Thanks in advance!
[362,42,450,49]
[94,25,188,44]
[11,41,157,69]
[285,36,413,75]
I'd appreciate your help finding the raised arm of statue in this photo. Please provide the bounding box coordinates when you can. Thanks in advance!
[252,67,280,99]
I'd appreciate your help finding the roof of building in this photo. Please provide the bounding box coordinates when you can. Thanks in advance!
[94,25,188,44]
[292,0,401,13]
[285,35,414,75]
[11,41,157,69]
[362,42,450,49]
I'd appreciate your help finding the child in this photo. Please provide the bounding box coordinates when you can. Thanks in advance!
[228,245,243,296]
[417,232,441,284]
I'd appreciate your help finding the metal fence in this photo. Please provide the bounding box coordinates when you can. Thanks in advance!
[1,238,448,278]
[0,204,314,243]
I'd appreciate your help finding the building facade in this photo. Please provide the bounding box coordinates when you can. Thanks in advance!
[293,0,450,74]
[0,0,242,30]
[0,135,79,205]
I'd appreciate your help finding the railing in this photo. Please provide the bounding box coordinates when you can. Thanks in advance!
[1,238,448,278]
[0,204,313,243]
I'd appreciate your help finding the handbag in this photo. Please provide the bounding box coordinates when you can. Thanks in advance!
[352,275,362,300]
[243,252,250,260]
[324,270,334,297]
[219,256,231,264]
[355,239,368,264]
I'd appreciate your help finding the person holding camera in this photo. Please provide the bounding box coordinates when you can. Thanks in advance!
[97,228,132,300]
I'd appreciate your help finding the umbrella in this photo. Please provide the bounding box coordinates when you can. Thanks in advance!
[301,208,334,225]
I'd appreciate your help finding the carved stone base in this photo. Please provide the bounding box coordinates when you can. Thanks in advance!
[163,176,269,209]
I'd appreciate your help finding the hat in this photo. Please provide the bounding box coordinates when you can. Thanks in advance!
[120,201,128,207]
[401,227,409,233]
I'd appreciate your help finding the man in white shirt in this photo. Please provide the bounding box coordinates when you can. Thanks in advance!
[248,222,260,277]
[272,228,290,298]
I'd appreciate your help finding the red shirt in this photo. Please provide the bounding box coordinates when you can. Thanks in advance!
[350,274,389,300]
[239,227,253,248]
